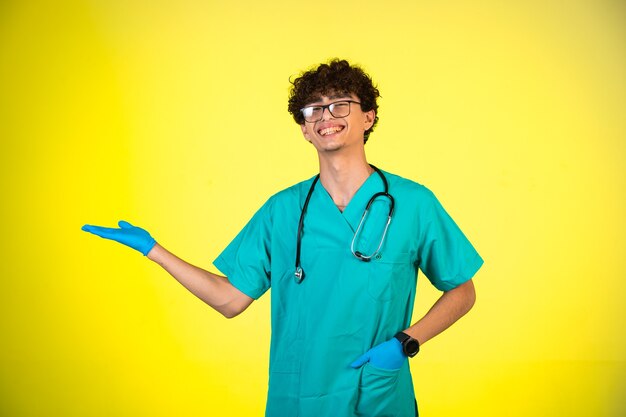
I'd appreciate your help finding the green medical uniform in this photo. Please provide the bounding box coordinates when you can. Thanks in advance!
[214,170,483,417]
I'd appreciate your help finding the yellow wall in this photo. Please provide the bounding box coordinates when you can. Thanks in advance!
[1,1,624,415]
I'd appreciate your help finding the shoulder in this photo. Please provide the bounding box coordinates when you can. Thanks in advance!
[263,175,318,211]
[382,170,437,203]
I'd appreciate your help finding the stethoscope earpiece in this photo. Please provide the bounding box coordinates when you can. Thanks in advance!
[353,251,372,262]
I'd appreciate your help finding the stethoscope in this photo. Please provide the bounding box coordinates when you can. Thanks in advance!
[294,164,395,283]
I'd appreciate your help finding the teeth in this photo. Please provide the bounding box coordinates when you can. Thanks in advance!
[319,126,343,136]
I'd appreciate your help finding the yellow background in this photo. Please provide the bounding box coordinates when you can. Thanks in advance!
[1,0,625,416]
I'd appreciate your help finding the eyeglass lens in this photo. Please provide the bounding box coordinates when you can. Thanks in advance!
[302,101,353,122]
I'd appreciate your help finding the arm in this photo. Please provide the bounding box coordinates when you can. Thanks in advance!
[82,220,254,318]
[147,244,254,318]
[404,279,476,345]
[351,279,475,370]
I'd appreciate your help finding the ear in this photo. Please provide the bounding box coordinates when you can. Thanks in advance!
[300,123,312,142]
[364,110,375,131]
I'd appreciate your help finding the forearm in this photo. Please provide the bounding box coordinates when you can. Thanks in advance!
[404,279,476,345]
[147,243,253,318]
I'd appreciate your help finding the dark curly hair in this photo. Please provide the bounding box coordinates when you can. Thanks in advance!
[288,59,380,143]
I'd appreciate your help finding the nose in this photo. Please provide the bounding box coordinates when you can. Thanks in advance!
[321,106,334,121]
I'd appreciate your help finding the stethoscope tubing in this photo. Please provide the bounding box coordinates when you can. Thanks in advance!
[294,175,320,283]
[294,165,394,283]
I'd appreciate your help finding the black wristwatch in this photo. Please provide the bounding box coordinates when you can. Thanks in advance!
[394,331,420,357]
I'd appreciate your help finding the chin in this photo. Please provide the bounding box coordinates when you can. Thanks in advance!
[319,143,344,153]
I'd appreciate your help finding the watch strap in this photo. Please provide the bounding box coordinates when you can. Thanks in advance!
[394,331,411,344]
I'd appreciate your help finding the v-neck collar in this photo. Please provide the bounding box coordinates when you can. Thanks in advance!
[312,169,385,234]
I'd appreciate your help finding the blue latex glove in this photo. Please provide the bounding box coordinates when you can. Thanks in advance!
[81,220,157,256]
[350,338,407,370]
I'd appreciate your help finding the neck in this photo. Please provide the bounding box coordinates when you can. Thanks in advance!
[318,153,373,210]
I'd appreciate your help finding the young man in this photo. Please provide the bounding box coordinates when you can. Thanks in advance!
[82,59,483,417]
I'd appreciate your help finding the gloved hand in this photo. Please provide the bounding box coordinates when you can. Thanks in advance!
[350,338,407,371]
[81,220,157,256]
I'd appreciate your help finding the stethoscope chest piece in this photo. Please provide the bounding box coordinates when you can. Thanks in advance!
[294,267,304,284]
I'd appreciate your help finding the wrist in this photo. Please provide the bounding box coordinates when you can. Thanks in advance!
[146,242,163,261]
[394,331,420,358]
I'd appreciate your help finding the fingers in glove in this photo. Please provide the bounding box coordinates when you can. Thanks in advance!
[81,224,122,240]
[350,352,370,369]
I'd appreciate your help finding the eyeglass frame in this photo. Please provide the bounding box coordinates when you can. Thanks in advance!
[300,100,362,123]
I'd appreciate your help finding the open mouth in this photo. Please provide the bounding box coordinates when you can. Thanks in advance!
[318,126,345,136]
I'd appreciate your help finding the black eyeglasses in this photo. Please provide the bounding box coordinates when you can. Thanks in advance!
[300,100,361,123]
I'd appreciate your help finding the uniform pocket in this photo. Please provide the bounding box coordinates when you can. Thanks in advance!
[367,252,411,301]
[266,370,300,417]
[357,363,415,417]
[356,363,401,417]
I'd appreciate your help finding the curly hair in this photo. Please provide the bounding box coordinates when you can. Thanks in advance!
[287,59,380,143]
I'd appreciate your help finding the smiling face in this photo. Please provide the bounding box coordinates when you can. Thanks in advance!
[300,93,375,154]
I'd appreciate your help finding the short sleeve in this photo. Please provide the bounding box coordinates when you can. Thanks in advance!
[213,199,273,300]
[417,189,483,291]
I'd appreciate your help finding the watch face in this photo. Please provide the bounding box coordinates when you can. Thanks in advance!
[405,340,420,356]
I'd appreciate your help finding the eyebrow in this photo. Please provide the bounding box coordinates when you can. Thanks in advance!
[305,94,354,106]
